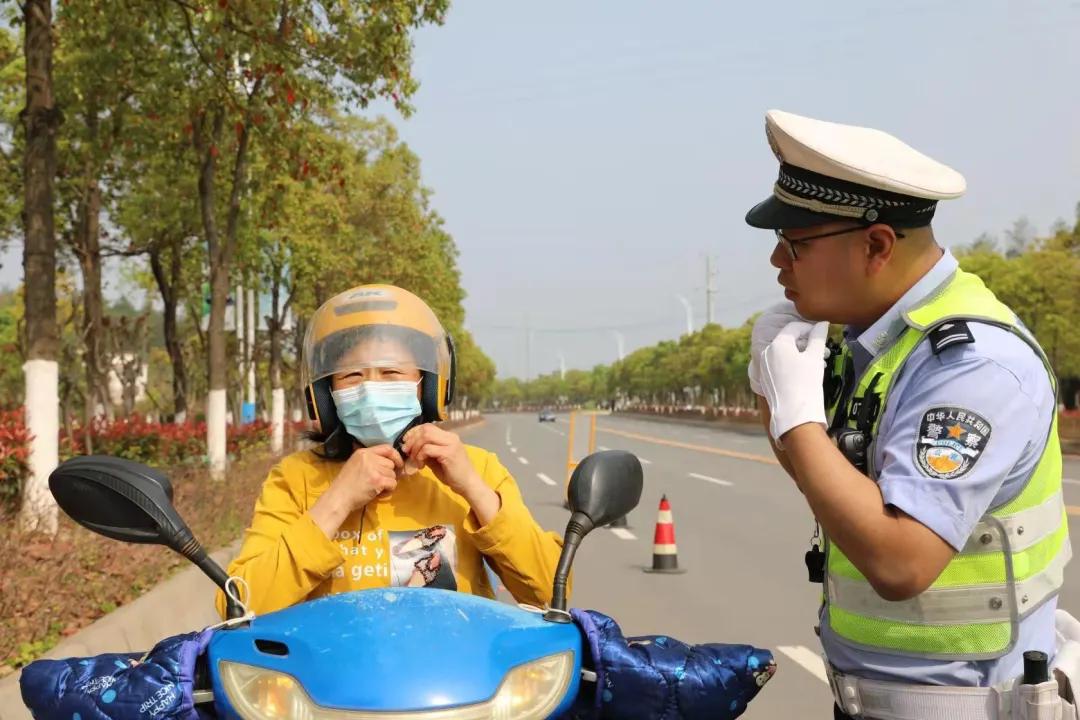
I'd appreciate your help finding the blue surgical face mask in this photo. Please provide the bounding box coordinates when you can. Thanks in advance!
[331,380,422,447]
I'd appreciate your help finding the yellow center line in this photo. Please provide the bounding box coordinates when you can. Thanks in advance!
[596,426,780,466]
[597,425,1080,517]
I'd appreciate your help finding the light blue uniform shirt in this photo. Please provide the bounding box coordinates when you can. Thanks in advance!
[820,248,1060,687]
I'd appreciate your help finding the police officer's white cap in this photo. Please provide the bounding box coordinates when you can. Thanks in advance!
[746,110,967,230]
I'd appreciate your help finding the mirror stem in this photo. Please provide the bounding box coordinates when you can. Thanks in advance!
[198,555,246,620]
[176,533,246,620]
[545,511,594,623]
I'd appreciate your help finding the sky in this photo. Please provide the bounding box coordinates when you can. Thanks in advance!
[2,0,1079,379]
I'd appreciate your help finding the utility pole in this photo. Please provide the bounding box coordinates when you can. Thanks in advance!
[705,255,717,326]
[612,330,626,362]
[524,313,531,381]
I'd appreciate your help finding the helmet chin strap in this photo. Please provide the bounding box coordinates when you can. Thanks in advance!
[335,414,427,459]
[321,425,353,459]
[392,415,427,458]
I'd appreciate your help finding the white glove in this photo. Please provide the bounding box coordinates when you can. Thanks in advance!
[759,321,829,441]
[748,301,805,395]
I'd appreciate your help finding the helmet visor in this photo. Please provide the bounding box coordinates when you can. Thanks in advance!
[303,323,448,386]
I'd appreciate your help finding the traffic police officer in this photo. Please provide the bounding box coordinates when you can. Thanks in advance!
[745,109,1079,719]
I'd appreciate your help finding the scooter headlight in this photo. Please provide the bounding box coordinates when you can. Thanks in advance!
[219,651,573,720]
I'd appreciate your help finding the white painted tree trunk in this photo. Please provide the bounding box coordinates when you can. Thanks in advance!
[246,287,256,408]
[19,359,59,534]
[271,387,285,454]
[235,284,244,421]
[207,388,227,481]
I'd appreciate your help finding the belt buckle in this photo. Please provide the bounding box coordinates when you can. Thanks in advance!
[825,662,863,717]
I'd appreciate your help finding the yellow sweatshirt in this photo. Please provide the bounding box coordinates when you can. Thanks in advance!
[216,445,567,617]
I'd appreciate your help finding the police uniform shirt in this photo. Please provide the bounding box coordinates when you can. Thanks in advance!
[820,248,1059,686]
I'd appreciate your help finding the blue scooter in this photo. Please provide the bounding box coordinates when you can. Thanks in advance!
[26,449,774,719]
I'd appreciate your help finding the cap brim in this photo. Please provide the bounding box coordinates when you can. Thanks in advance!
[745,195,841,230]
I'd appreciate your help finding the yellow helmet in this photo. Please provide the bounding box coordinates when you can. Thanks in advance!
[302,285,456,448]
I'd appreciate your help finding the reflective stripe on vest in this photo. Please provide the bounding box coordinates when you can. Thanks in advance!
[822,268,1070,661]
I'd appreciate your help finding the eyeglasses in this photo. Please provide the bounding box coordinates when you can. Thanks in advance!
[775,225,905,260]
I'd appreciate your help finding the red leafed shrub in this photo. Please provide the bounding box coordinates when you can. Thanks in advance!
[61,417,273,467]
[0,409,33,511]
[2,414,282,514]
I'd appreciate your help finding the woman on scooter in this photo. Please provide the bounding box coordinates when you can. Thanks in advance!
[216,284,567,617]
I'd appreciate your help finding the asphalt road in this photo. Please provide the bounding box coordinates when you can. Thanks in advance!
[461,411,1080,719]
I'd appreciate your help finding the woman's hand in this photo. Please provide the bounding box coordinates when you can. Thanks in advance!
[402,424,502,525]
[309,445,403,537]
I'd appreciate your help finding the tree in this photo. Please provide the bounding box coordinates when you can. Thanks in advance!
[52,1,159,424]
[104,314,149,416]
[452,329,495,409]
[1004,216,1036,258]
[18,0,62,533]
[0,289,24,405]
[490,320,759,411]
[113,133,203,423]
[958,216,1080,407]
[0,28,22,243]
[157,0,449,479]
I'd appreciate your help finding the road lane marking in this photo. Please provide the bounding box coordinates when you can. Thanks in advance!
[598,427,779,466]
[690,472,733,487]
[595,422,1080,515]
[537,473,557,486]
[777,645,828,684]
[518,457,529,465]
[610,528,637,540]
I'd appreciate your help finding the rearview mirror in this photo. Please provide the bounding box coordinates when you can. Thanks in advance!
[49,455,185,546]
[49,456,238,615]
[545,450,643,621]
[567,450,643,529]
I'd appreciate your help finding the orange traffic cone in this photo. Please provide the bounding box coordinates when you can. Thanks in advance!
[643,495,686,574]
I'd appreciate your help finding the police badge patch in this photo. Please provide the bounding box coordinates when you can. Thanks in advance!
[915,406,992,479]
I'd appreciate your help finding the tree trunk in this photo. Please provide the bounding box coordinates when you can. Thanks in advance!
[149,236,189,422]
[268,252,285,453]
[293,314,308,428]
[193,107,228,479]
[83,391,94,455]
[73,128,108,421]
[63,101,114,427]
[105,316,146,418]
[196,68,261,478]
[245,285,256,419]
[19,0,61,534]
[1061,377,1079,412]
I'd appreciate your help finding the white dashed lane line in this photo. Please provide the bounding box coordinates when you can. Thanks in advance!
[689,472,733,487]
[776,646,828,684]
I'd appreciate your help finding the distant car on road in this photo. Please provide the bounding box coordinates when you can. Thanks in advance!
[538,409,556,422]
